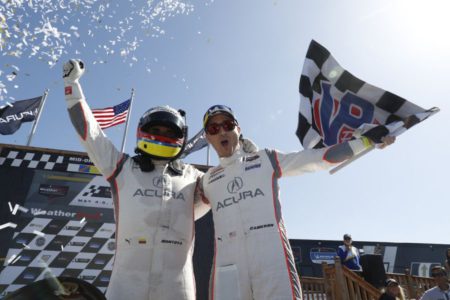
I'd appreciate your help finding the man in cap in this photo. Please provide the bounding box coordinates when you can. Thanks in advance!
[338,234,362,271]
[379,278,405,300]
[420,266,450,300]
[63,59,209,300]
[198,104,394,300]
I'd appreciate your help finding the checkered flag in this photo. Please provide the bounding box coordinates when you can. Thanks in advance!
[297,40,439,150]
[82,185,111,198]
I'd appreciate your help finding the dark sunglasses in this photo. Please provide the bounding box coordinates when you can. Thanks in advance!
[205,119,236,135]
[431,273,445,277]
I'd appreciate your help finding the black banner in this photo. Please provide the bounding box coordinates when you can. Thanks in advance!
[0,97,43,135]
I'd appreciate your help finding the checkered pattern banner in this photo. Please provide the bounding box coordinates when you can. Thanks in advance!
[0,147,100,174]
[0,217,115,295]
[296,40,439,149]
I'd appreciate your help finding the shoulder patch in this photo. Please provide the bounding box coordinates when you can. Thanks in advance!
[245,154,260,162]
[209,166,224,177]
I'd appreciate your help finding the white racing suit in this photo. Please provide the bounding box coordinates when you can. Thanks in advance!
[64,80,210,300]
[201,140,369,300]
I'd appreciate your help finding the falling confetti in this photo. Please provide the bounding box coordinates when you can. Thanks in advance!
[0,222,17,230]
[32,229,45,237]
[11,204,29,215]
[7,254,22,265]
[0,0,215,101]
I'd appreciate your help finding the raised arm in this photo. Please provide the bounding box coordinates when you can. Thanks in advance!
[63,59,125,178]
[275,127,395,177]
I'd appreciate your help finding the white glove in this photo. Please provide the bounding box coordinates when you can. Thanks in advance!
[63,59,85,82]
[241,137,258,153]
[63,59,85,104]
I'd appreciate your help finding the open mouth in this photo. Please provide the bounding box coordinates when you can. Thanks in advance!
[220,139,229,147]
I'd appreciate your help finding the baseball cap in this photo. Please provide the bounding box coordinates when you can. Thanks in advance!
[385,278,399,287]
[203,105,237,128]
[343,234,352,240]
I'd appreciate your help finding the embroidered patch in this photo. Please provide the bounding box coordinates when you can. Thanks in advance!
[245,164,261,171]
[210,166,224,177]
[208,174,225,184]
[245,155,260,162]
[65,86,72,95]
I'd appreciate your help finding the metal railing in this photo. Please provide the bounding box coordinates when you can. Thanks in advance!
[300,257,436,299]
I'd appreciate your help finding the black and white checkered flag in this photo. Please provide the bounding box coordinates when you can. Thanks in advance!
[297,40,439,150]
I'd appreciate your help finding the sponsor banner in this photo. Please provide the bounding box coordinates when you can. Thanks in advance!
[0,97,42,135]
[69,176,113,209]
[410,262,441,277]
[0,217,115,292]
[309,247,337,264]
[38,184,69,198]
[0,147,97,173]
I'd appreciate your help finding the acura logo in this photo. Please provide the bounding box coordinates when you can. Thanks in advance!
[153,176,168,188]
[227,177,243,194]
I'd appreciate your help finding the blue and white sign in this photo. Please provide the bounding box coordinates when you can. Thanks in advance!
[309,247,337,264]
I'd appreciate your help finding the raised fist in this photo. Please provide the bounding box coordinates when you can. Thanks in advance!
[63,59,85,81]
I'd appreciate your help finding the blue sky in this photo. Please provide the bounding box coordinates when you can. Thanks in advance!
[1,0,449,244]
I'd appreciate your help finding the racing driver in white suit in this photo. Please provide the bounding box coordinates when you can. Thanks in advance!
[63,59,209,300]
[199,105,395,300]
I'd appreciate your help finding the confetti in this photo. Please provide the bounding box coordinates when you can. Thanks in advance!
[32,230,45,237]
[0,0,215,101]
[0,222,17,230]
[11,204,29,215]
[7,254,22,265]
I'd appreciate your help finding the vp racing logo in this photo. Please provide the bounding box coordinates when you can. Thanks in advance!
[314,82,376,146]
[217,177,264,211]
[227,177,243,193]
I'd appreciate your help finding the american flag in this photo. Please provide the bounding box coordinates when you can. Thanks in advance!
[92,99,131,129]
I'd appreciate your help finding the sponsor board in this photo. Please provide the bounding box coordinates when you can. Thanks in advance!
[309,247,337,264]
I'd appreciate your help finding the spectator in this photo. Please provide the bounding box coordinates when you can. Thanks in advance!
[445,248,450,279]
[337,234,362,271]
[419,266,450,300]
[379,278,406,300]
